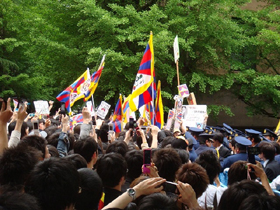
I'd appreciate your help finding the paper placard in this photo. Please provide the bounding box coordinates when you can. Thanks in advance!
[96,101,111,119]
[165,109,182,131]
[178,84,189,98]
[173,35,180,63]
[34,100,50,115]
[86,101,95,116]
[182,105,207,129]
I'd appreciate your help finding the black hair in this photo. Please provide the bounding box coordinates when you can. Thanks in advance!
[63,154,87,170]
[259,142,275,161]
[125,150,143,180]
[75,168,103,210]
[0,145,41,188]
[138,193,177,210]
[74,136,98,163]
[195,150,221,184]
[153,148,182,181]
[213,132,223,144]
[238,194,280,210]
[19,135,47,158]
[8,121,28,139]
[96,153,127,188]
[175,149,190,164]
[106,140,128,157]
[25,158,80,210]
[46,144,59,158]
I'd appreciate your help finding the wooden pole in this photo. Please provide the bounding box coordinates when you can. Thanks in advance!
[176,60,180,86]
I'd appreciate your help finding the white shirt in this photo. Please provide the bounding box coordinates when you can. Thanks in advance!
[198,184,217,208]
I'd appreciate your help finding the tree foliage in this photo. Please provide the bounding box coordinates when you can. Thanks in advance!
[1,0,280,119]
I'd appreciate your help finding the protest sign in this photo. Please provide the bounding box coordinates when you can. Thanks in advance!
[178,84,189,98]
[182,105,207,129]
[96,101,111,119]
[34,100,50,115]
[173,35,180,63]
[187,92,197,105]
[165,109,182,131]
[86,101,95,116]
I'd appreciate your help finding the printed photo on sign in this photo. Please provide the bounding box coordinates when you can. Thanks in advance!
[182,105,207,129]
[178,84,189,98]
[165,109,182,131]
[96,101,111,119]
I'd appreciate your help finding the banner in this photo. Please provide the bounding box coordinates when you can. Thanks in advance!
[181,105,207,129]
[34,100,50,115]
[96,101,111,119]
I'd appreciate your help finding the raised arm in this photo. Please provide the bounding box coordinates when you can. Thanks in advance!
[0,98,13,155]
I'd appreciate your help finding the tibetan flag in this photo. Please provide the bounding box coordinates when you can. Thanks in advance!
[122,95,131,124]
[129,32,155,112]
[112,94,123,122]
[98,192,105,210]
[155,81,164,129]
[56,70,90,114]
[145,102,155,125]
[13,99,19,109]
[112,120,122,133]
[69,114,83,130]
[84,55,105,101]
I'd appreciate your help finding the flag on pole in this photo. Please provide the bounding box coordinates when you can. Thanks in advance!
[112,94,123,122]
[69,114,83,130]
[84,55,106,101]
[122,95,131,124]
[129,32,155,112]
[56,70,90,114]
[155,81,164,129]
[173,35,179,63]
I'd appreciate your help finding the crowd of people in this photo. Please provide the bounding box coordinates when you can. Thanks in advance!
[0,98,280,210]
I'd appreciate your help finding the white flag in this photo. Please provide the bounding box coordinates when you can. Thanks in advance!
[173,35,180,63]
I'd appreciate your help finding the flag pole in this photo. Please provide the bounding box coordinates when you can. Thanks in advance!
[151,31,155,126]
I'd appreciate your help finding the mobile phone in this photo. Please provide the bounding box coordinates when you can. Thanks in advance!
[247,147,260,165]
[33,121,40,135]
[129,118,134,137]
[29,113,35,117]
[108,123,114,141]
[163,181,178,194]
[92,116,96,125]
[143,149,152,174]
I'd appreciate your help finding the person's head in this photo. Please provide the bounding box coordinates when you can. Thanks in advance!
[46,144,59,157]
[259,142,275,161]
[161,136,176,148]
[246,129,261,146]
[217,180,268,210]
[38,119,45,130]
[25,158,80,210]
[96,153,127,188]
[271,141,280,155]
[227,161,256,186]
[75,168,103,210]
[63,154,87,170]
[0,145,42,189]
[73,124,81,135]
[19,135,50,160]
[198,133,214,147]
[171,136,188,150]
[153,148,182,182]
[238,194,280,210]
[8,121,28,139]
[212,132,223,148]
[125,150,143,180]
[137,193,177,210]
[175,149,190,164]
[74,136,98,164]
[0,189,41,210]
[195,150,220,184]
[106,140,128,157]
[176,163,209,198]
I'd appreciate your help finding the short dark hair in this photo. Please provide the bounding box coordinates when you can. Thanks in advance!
[8,121,28,139]
[213,132,223,144]
[0,189,41,210]
[47,145,59,158]
[175,149,190,164]
[106,140,128,157]
[138,193,177,210]
[177,163,209,198]
[228,161,256,186]
[271,141,280,155]
[195,150,221,184]
[238,194,280,210]
[153,148,182,182]
[125,150,143,180]
[0,145,41,188]
[19,135,47,158]
[74,136,98,163]
[25,158,80,210]
[217,180,268,210]
[96,153,127,188]
[161,136,176,148]
[63,154,87,170]
[75,168,103,210]
[259,142,275,161]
